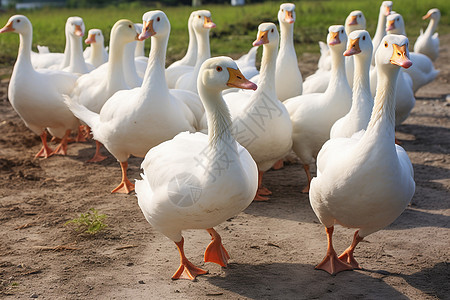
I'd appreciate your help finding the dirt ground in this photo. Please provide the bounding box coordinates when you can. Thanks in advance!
[0,33,449,299]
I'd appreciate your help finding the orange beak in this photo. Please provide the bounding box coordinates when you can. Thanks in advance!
[0,21,14,34]
[344,38,361,56]
[386,20,395,32]
[85,33,96,44]
[390,44,412,69]
[384,5,391,16]
[226,68,257,90]
[329,31,340,46]
[422,12,432,20]
[74,25,84,37]
[139,20,156,41]
[348,15,358,26]
[285,10,294,24]
[203,16,216,29]
[252,30,269,47]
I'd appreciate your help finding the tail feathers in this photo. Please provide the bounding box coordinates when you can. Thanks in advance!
[318,41,329,54]
[135,173,155,220]
[236,46,258,67]
[63,94,100,134]
[432,32,438,39]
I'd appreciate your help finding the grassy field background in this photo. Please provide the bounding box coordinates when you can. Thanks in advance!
[0,0,448,67]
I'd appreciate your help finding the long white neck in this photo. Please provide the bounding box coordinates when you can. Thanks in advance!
[14,27,34,73]
[254,42,277,100]
[326,45,350,95]
[199,85,236,156]
[279,22,296,59]
[141,32,170,98]
[373,11,387,46]
[62,27,71,68]
[106,35,129,92]
[179,21,197,66]
[122,41,141,87]
[195,28,211,66]
[88,42,105,67]
[68,35,88,73]
[425,17,438,36]
[135,40,145,57]
[349,53,373,116]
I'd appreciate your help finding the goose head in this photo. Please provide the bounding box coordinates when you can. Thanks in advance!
[66,16,85,38]
[423,8,440,22]
[138,10,170,41]
[344,30,373,58]
[327,25,347,52]
[386,13,405,36]
[85,29,104,45]
[191,10,216,34]
[111,19,140,44]
[345,10,366,34]
[278,3,296,25]
[252,23,279,47]
[376,34,412,71]
[380,1,393,16]
[0,15,31,35]
[198,57,257,93]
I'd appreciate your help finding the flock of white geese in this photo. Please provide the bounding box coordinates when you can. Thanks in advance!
[0,1,441,279]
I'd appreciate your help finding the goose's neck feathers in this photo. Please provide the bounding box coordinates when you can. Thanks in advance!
[69,36,88,73]
[15,28,34,72]
[141,32,170,96]
[364,66,399,145]
[253,42,277,100]
[279,22,294,53]
[180,21,197,66]
[62,28,71,68]
[326,47,350,95]
[425,18,438,37]
[195,28,211,66]
[350,54,373,114]
[374,11,387,42]
[106,34,129,91]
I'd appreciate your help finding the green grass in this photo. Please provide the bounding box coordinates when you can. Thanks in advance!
[0,0,448,66]
[64,208,107,235]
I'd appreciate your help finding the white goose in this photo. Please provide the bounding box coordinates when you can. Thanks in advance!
[174,10,216,94]
[304,10,366,94]
[136,57,258,280]
[123,40,144,88]
[386,13,439,93]
[66,10,204,194]
[223,23,292,201]
[414,8,440,61]
[276,3,303,100]
[284,25,352,193]
[330,30,373,139]
[371,1,393,66]
[67,19,140,162]
[309,34,415,275]
[62,17,94,75]
[0,15,79,158]
[84,29,108,68]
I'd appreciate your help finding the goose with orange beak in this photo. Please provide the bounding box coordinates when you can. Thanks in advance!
[372,1,393,65]
[310,34,415,275]
[136,57,258,280]
[84,29,108,68]
[223,23,292,201]
[414,8,440,61]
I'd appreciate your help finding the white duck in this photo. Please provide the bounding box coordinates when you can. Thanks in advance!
[276,3,303,101]
[371,1,393,66]
[136,56,258,280]
[174,10,216,94]
[66,10,204,194]
[165,11,198,89]
[67,19,140,162]
[330,30,373,139]
[0,15,79,158]
[284,25,352,193]
[223,23,292,201]
[84,29,108,68]
[386,13,439,93]
[304,10,366,94]
[414,8,440,61]
[309,34,415,275]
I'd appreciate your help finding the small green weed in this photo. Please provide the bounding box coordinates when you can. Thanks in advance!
[65,208,107,235]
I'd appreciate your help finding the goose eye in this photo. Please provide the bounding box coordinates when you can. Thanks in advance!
[396,18,399,21]
[17,19,21,23]
[363,35,366,40]
[271,29,274,33]
[157,17,160,22]
[128,25,132,28]
[341,30,344,34]
[384,41,388,48]
[216,66,222,72]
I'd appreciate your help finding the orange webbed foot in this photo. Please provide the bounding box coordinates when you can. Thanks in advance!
[87,141,107,163]
[35,145,54,159]
[315,250,353,275]
[338,251,361,269]
[258,186,272,196]
[111,179,135,194]
[172,260,208,281]
[253,193,269,201]
[204,229,230,267]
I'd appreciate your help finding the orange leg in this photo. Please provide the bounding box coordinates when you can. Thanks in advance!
[87,141,108,163]
[75,125,88,142]
[272,159,284,170]
[254,171,271,201]
[111,161,135,194]
[172,237,208,280]
[302,164,312,193]
[315,226,353,275]
[35,131,54,159]
[338,230,364,269]
[51,130,71,156]
[204,228,230,267]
